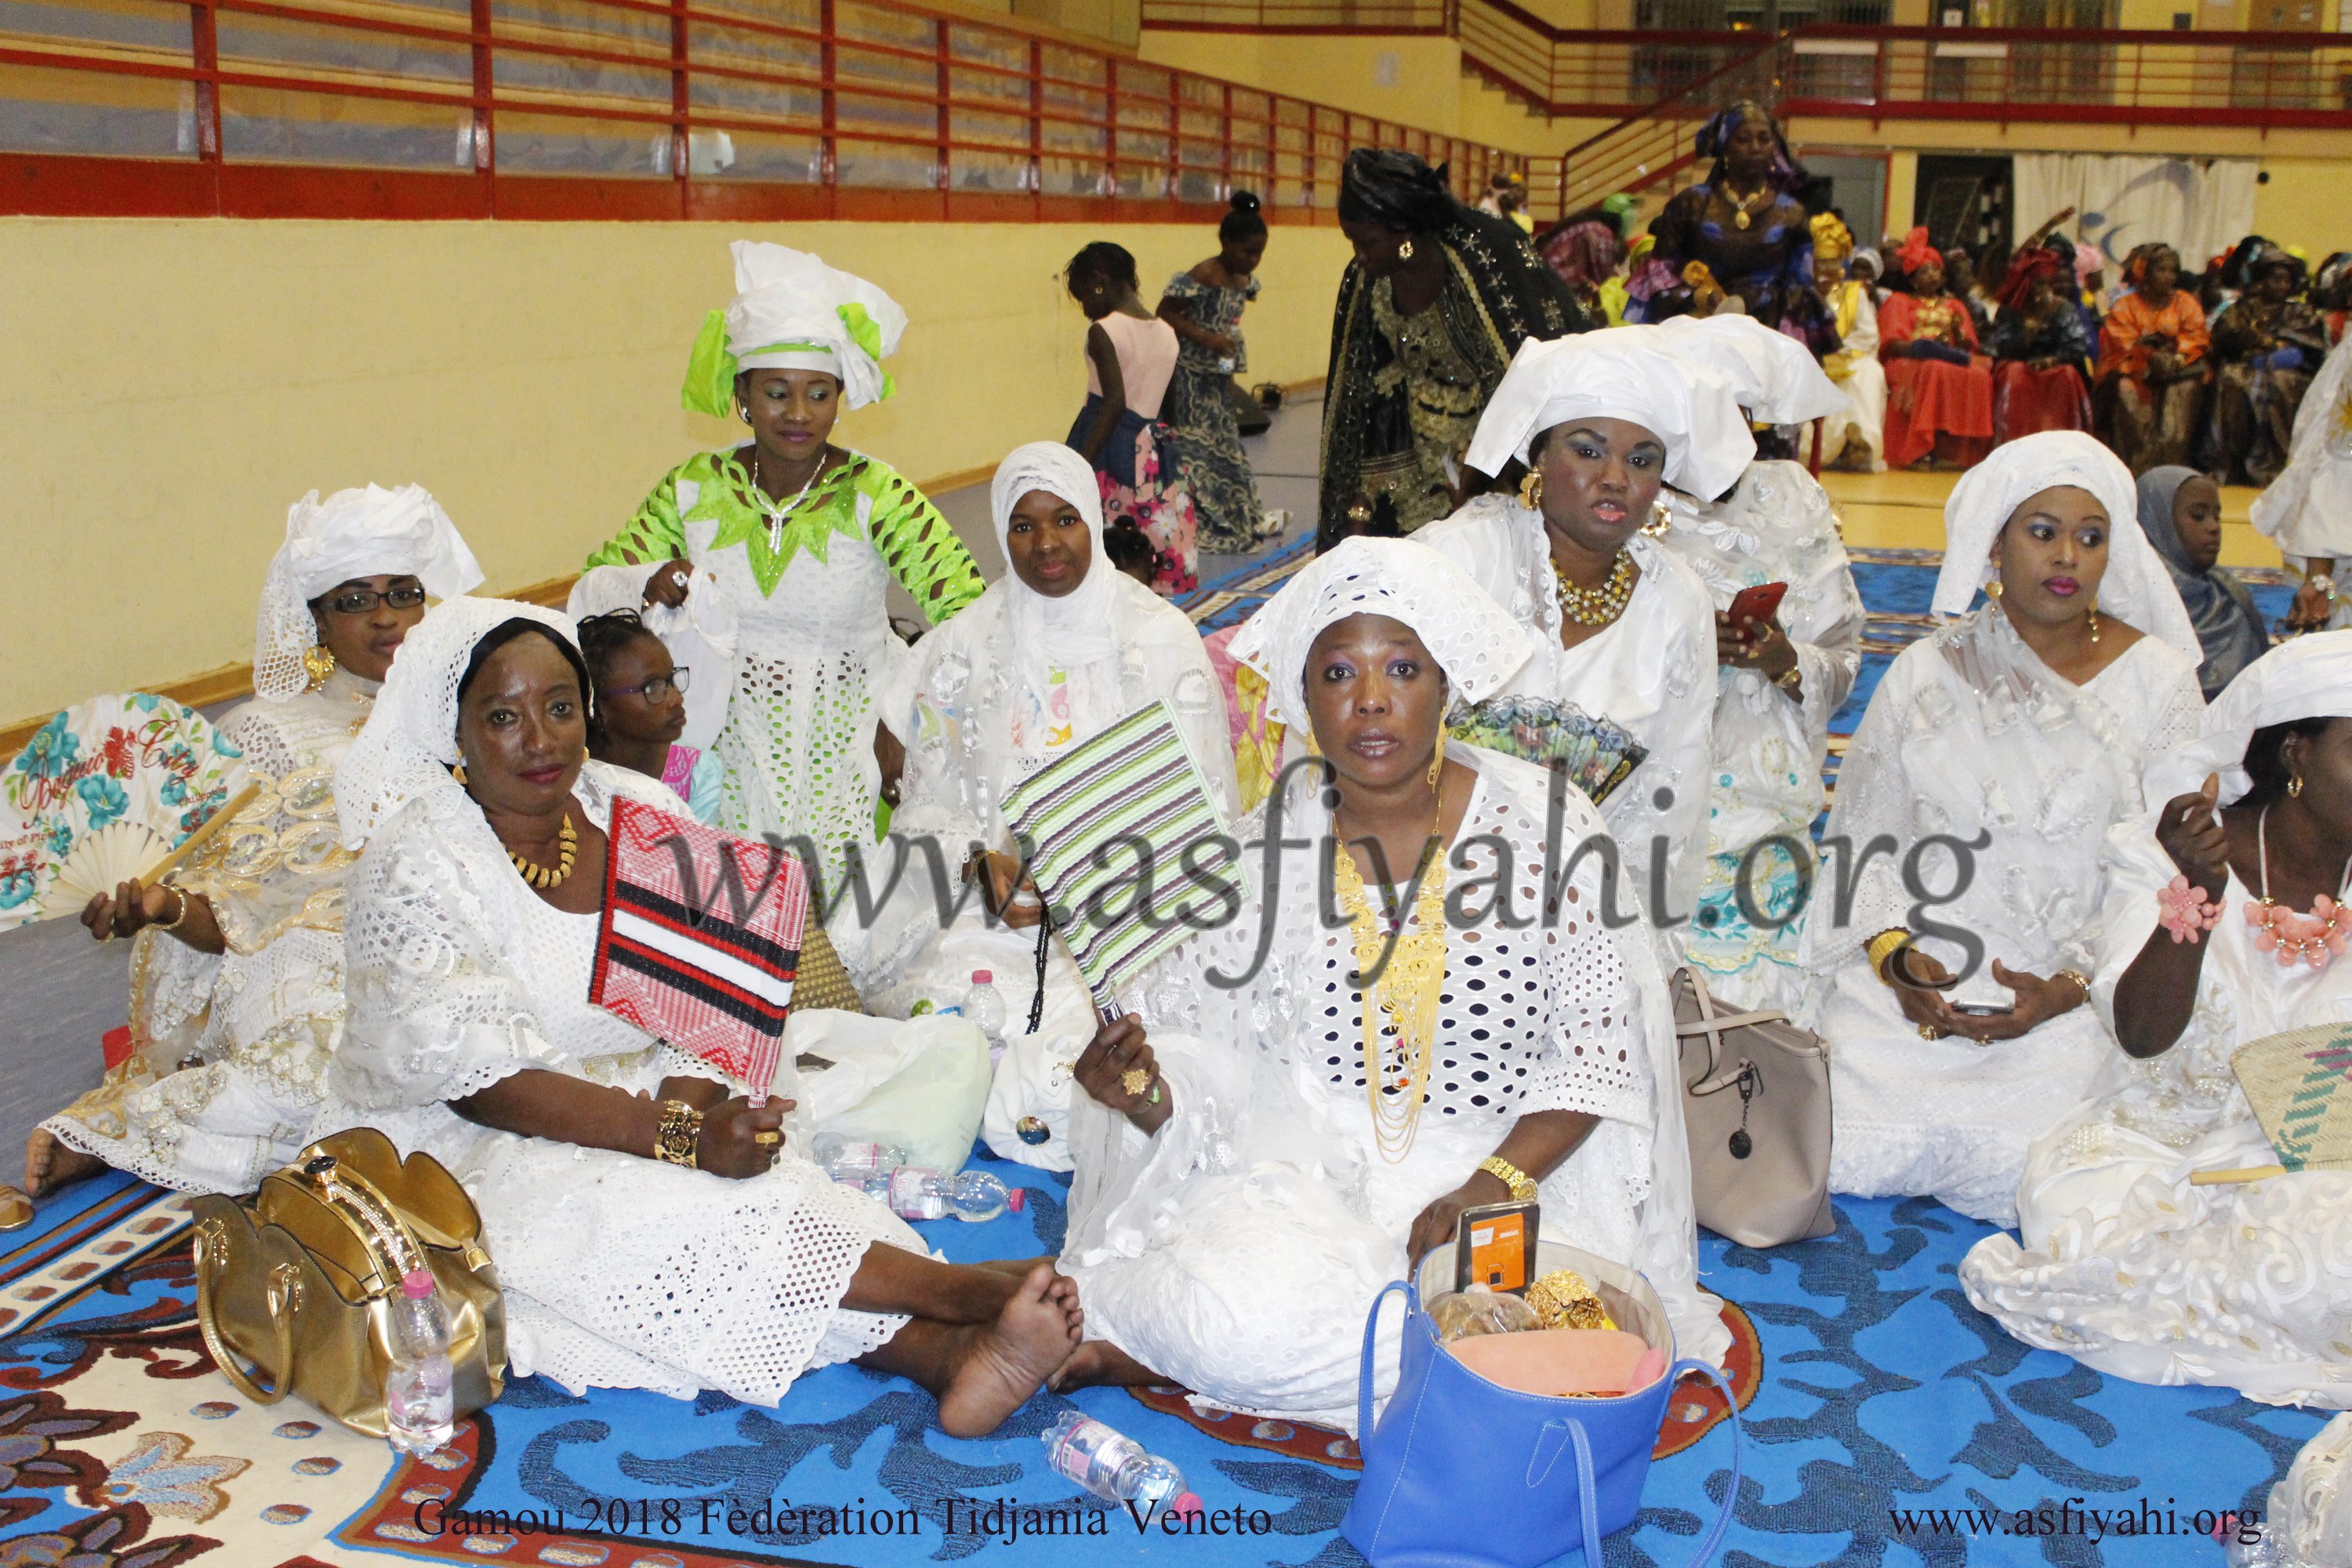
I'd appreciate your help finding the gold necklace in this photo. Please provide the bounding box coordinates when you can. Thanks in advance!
[1330,786,1449,1163]
[510,814,578,890]
[1723,182,1769,230]
[1552,549,1636,627]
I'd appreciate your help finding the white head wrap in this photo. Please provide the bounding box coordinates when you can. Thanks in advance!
[682,241,907,415]
[1934,430,2200,660]
[1229,536,1534,731]
[334,597,578,849]
[1464,330,1755,500]
[989,441,1118,673]
[253,485,484,703]
[2146,630,2352,805]
[1851,246,1883,278]
[1650,314,1849,426]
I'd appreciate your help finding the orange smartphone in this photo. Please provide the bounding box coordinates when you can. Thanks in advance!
[1726,581,1788,630]
[1454,1201,1540,1294]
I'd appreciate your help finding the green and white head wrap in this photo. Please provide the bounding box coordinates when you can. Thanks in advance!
[682,241,907,416]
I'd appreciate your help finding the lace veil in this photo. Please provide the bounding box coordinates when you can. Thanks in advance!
[253,485,483,703]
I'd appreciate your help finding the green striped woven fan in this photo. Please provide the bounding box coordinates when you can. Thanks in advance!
[1000,699,1234,1008]
[2194,1023,2352,1185]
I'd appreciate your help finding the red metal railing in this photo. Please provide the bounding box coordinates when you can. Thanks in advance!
[1515,24,2352,223]
[0,0,1522,220]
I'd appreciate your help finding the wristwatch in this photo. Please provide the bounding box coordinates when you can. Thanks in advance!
[653,1099,702,1168]
[1478,1155,1539,1203]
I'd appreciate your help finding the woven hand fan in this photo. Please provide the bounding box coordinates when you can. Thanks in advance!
[590,795,808,1105]
[1445,693,1648,808]
[0,695,242,931]
[1000,699,1235,1011]
[2190,1023,2352,1185]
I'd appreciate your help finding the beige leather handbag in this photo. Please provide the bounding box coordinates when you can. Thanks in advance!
[189,1127,506,1437]
[1673,968,1836,1249]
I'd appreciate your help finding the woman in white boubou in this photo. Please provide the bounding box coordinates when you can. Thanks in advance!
[1039,539,1723,1432]
[28,485,481,1204]
[1649,314,1866,1013]
[315,598,1080,1426]
[1964,633,2352,1408]
[1815,432,2205,1225]
[854,444,1236,1171]
[1417,330,1753,936]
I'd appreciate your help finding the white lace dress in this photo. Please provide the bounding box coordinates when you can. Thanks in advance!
[42,671,378,1192]
[1817,610,2206,1225]
[1062,747,1725,1433]
[1960,815,2352,1408]
[1418,495,1717,930]
[316,761,924,1404]
[862,572,1237,1171]
[1663,462,1864,1013]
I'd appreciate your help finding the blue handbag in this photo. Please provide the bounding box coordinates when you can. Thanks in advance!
[1339,1245,1742,1568]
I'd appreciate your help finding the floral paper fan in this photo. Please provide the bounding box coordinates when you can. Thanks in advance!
[1446,693,1649,807]
[0,695,243,931]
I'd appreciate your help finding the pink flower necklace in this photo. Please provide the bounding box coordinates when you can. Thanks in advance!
[2245,805,2352,969]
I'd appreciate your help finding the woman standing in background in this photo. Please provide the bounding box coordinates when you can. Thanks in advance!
[1067,241,1199,595]
[1320,148,1586,544]
[1159,192,1271,555]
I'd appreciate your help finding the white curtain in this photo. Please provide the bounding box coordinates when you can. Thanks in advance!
[2012,154,2259,272]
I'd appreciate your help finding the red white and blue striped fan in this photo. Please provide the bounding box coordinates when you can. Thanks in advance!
[1000,699,1232,1011]
[590,796,808,1105]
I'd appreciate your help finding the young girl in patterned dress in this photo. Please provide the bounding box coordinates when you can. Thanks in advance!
[1065,241,1200,596]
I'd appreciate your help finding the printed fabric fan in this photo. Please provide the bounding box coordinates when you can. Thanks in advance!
[0,695,244,931]
[1000,699,1235,1011]
[590,796,809,1105]
[1445,693,1648,807]
[2190,1022,2352,1185]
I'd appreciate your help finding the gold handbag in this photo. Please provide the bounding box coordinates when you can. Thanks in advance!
[189,1127,506,1438]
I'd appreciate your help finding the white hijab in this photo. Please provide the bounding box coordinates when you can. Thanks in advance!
[2147,629,2352,805]
[991,441,1119,677]
[335,597,578,849]
[1934,431,2201,661]
[1650,313,1850,427]
[1463,329,1755,499]
[254,485,483,702]
[1227,537,1534,731]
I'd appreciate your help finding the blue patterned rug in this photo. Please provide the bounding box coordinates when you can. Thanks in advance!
[0,1148,2323,1566]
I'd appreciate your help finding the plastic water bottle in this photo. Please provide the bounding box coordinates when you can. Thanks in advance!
[815,1135,907,1200]
[384,1269,456,1456]
[964,970,1008,1062]
[886,1167,1026,1222]
[1041,1411,1202,1515]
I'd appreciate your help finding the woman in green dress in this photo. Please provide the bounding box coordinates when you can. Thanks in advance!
[1159,191,1269,554]
[587,242,982,888]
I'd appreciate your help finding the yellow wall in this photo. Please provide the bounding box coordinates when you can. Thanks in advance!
[2252,158,2352,258]
[0,216,1352,726]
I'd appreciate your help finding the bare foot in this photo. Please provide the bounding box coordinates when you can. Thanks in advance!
[936,1261,1083,1439]
[24,1130,104,1200]
[1048,1336,1158,1393]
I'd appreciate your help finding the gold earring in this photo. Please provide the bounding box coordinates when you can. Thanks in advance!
[2291,774,2306,799]
[301,644,336,687]
[1398,238,1415,261]
[1518,469,1544,510]
[2087,608,2101,644]
[1429,731,1447,791]
[1643,500,1672,537]
[1987,579,2005,601]
[451,762,468,786]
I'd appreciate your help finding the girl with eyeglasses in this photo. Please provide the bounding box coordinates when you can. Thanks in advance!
[575,610,719,823]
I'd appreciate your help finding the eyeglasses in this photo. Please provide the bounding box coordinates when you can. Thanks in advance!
[601,667,691,702]
[321,585,428,615]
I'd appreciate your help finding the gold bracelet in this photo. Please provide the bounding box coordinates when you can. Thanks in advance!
[1773,665,1802,691]
[1478,1155,1538,1203]
[157,885,193,933]
[653,1099,702,1168]
[2056,968,2092,1001]
[1865,927,1912,983]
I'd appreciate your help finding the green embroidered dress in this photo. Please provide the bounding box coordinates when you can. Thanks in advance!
[590,448,982,880]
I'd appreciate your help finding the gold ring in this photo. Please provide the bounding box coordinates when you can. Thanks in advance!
[753,1131,781,1146]
[1121,1067,1150,1097]
[1918,1023,1938,1040]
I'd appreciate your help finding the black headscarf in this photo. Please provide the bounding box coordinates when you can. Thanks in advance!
[1320,150,1592,543]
